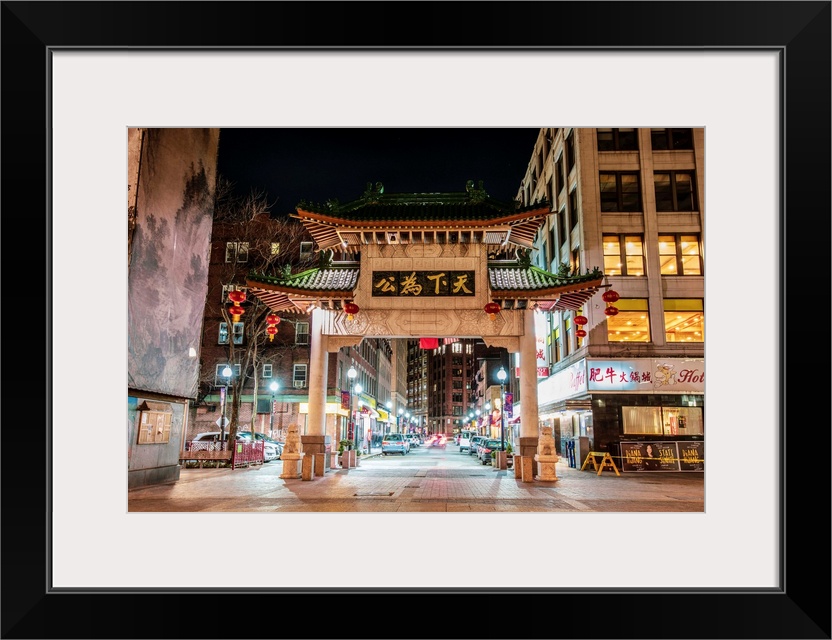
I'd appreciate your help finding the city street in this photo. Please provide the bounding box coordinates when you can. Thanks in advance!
[128,441,704,513]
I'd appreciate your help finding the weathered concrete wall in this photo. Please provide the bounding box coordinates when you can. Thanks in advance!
[127,128,219,488]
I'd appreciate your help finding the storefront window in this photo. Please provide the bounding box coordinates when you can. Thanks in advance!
[622,406,703,436]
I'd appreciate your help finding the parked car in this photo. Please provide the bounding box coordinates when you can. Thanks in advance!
[478,438,504,465]
[190,431,278,462]
[468,435,488,457]
[458,430,474,453]
[238,431,284,458]
[382,433,409,455]
[406,433,421,447]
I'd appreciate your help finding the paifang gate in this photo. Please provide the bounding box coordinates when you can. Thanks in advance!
[246,181,604,481]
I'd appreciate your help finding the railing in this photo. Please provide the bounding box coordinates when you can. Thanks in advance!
[180,440,265,469]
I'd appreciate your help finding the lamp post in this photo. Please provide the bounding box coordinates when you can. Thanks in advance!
[354,384,363,451]
[385,400,392,436]
[220,365,232,444]
[347,366,357,449]
[497,366,507,451]
[484,402,491,437]
[268,381,279,438]
[398,408,403,433]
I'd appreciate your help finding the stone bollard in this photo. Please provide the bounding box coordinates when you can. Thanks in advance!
[301,454,316,481]
[513,455,523,479]
[314,453,326,477]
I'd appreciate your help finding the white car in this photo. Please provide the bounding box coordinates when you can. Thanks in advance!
[458,430,474,453]
[191,431,277,462]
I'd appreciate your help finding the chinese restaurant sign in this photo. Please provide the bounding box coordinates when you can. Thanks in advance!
[537,359,588,401]
[620,441,704,472]
[372,271,476,297]
[587,358,704,393]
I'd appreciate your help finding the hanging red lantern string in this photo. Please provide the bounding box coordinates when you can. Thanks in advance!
[227,289,247,322]
[228,304,245,322]
[602,289,620,318]
[484,301,501,320]
[574,312,588,339]
[344,301,360,321]
[265,313,281,341]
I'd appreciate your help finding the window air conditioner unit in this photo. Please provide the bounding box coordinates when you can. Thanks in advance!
[293,381,305,389]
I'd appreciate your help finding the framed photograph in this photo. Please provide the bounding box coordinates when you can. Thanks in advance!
[3,2,828,638]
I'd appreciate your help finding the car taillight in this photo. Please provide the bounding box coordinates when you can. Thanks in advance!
[483,447,491,454]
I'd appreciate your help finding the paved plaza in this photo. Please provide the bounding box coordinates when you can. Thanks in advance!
[128,449,704,513]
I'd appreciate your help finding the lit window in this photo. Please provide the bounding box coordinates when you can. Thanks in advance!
[270,242,280,256]
[218,322,229,344]
[663,299,704,343]
[603,234,645,276]
[606,299,650,343]
[659,234,702,275]
[263,364,272,379]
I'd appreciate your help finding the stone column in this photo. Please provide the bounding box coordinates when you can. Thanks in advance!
[302,307,329,466]
[519,307,540,481]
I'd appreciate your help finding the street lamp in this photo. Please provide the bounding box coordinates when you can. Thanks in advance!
[354,384,363,451]
[496,366,507,451]
[347,365,357,448]
[220,365,232,443]
[268,380,279,438]
[484,402,491,436]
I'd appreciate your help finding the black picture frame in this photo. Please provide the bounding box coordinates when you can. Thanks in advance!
[2,2,829,638]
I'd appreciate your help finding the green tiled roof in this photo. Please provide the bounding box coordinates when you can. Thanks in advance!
[489,264,604,292]
[247,266,359,292]
[297,181,548,221]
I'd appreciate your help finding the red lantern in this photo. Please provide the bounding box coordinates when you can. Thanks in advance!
[229,304,245,322]
[484,301,501,320]
[604,306,619,317]
[228,290,246,304]
[344,302,360,320]
[266,314,281,326]
[576,328,587,338]
[601,290,620,303]
[574,315,588,326]
[266,325,278,341]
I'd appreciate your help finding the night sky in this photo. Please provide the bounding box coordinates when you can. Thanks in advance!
[215,127,541,216]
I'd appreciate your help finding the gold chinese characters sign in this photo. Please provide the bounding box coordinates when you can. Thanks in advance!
[372,271,475,297]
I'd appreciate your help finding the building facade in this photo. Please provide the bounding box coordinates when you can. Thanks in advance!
[517,127,705,471]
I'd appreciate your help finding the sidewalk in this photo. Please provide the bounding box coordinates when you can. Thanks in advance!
[129,445,704,513]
